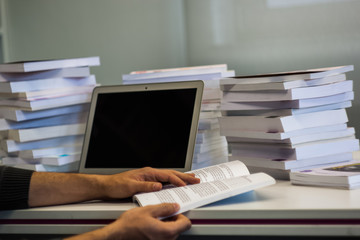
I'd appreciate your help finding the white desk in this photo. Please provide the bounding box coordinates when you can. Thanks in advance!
[0,180,360,237]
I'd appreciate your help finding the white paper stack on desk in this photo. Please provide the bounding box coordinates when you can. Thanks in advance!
[122,64,235,169]
[219,65,359,179]
[0,56,100,172]
[289,159,360,189]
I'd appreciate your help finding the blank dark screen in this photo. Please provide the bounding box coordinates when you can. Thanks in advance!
[84,88,197,168]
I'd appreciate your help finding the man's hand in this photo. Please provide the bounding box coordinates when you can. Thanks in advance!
[29,167,200,207]
[97,167,200,199]
[65,203,191,240]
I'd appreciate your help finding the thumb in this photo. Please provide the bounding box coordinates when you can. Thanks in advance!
[133,181,162,193]
[148,203,180,218]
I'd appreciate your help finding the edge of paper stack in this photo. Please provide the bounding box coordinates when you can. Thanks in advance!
[0,56,100,172]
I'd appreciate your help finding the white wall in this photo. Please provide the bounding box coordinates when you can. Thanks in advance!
[5,0,187,85]
[184,0,360,136]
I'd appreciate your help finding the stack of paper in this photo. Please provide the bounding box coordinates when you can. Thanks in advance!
[0,56,100,172]
[219,65,359,179]
[122,64,235,169]
[290,160,360,189]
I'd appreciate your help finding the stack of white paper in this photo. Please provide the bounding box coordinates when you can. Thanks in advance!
[0,56,100,172]
[290,160,360,189]
[122,64,235,169]
[219,65,359,179]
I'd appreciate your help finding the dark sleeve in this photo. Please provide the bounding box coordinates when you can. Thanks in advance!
[0,166,34,210]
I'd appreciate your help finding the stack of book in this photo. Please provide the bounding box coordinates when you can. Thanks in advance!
[122,64,235,169]
[0,57,100,172]
[290,159,360,189]
[218,65,359,179]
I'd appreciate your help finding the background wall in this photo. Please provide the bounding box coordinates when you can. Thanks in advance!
[4,0,360,135]
[184,0,360,135]
[4,0,187,85]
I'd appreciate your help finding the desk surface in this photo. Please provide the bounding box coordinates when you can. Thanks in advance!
[1,180,360,236]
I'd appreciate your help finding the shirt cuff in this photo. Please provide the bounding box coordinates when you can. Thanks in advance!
[0,166,34,210]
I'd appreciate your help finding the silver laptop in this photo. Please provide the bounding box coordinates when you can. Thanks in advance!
[78,80,204,174]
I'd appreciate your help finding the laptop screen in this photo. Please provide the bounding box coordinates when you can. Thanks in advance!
[79,81,203,174]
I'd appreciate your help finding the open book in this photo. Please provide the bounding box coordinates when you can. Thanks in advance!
[133,160,275,216]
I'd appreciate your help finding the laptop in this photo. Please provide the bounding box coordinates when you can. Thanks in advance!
[78,80,204,174]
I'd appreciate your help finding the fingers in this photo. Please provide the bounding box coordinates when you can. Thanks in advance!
[147,204,191,233]
[131,181,163,194]
[178,172,201,184]
[112,167,201,198]
[156,213,192,240]
[167,214,192,232]
[165,173,188,187]
[140,204,191,240]
[172,172,200,185]
[147,203,180,218]
[144,169,200,187]
[131,173,199,195]
[150,205,192,239]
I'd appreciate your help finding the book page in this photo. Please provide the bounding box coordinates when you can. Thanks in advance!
[187,160,250,183]
[133,172,275,216]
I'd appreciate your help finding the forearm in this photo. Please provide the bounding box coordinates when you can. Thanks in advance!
[64,203,188,240]
[29,172,106,207]
[28,167,199,208]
